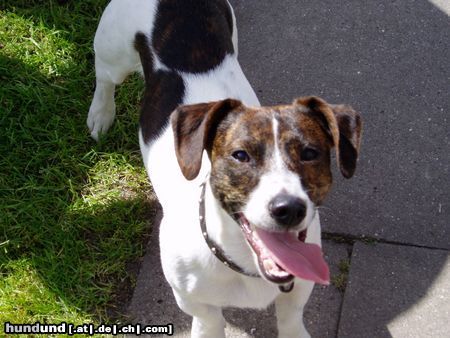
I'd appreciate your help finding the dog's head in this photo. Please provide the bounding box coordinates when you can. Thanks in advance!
[171,97,362,284]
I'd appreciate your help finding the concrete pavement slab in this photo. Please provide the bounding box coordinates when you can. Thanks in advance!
[338,242,450,337]
[127,210,350,337]
[230,0,450,248]
[304,241,350,338]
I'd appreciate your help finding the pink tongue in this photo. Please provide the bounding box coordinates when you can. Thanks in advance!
[255,228,330,285]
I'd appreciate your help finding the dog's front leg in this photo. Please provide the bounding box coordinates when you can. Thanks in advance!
[275,279,314,338]
[173,291,226,338]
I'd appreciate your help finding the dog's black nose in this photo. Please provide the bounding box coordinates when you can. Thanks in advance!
[269,194,306,227]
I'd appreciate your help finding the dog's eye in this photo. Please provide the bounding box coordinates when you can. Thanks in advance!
[301,147,320,161]
[232,150,250,163]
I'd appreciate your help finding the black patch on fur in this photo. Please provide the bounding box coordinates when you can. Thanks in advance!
[140,71,185,144]
[135,32,185,144]
[152,0,234,73]
[135,32,154,82]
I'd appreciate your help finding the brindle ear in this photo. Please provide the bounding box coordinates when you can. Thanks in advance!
[171,99,242,180]
[294,97,362,178]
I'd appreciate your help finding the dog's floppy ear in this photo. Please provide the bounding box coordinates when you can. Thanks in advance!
[171,99,242,180]
[294,97,362,178]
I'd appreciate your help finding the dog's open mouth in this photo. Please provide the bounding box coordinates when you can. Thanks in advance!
[237,213,330,285]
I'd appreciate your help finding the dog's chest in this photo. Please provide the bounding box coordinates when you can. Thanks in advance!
[183,263,281,309]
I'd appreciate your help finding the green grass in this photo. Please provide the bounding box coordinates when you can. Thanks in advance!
[0,1,156,335]
[331,259,350,292]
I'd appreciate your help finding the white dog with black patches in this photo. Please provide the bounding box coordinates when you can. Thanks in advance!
[88,1,362,337]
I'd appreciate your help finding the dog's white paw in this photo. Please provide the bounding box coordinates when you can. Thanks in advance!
[87,102,116,141]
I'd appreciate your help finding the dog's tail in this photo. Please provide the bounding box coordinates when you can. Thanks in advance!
[134,32,154,84]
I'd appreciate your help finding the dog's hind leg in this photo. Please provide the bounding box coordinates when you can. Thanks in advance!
[275,279,314,338]
[173,292,226,338]
[87,0,153,140]
[87,47,139,140]
[87,57,117,140]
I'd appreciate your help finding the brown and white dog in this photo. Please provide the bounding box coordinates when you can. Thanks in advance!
[87,1,362,337]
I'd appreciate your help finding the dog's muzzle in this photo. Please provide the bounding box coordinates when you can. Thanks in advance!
[199,179,330,288]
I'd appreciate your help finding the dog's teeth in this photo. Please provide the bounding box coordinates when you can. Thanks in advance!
[263,259,276,272]
[263,258,289,278]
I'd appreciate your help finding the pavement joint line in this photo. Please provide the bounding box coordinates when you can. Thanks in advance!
[323,231,449,252]
[335,291,346,337]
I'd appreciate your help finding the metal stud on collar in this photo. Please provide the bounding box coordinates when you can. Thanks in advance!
[279,282,295,293]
